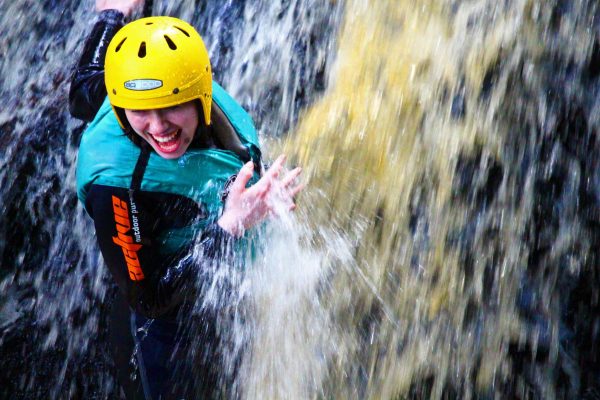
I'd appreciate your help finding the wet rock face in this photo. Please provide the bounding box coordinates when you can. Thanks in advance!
[546,102,600,397]
[0,92,114,396]
[495,8,600,396]
[431,2,600,397]
[453,150,504,210]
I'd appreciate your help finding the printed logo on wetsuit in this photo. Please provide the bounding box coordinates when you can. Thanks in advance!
[111,195,145,282]
[124,79,163,91]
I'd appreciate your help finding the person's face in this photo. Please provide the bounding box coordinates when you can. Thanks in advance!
[124,101,199,159]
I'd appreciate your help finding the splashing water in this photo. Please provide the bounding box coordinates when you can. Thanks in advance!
[280,0,600,398]
[129,319,153,382]
[1,0,599,399]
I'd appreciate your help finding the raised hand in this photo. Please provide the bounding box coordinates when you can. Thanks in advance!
[218,155,304,237]
[95,0,144,17]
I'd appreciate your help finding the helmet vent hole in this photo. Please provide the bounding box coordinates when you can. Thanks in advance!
[138,42,147,58]
[164,35,177,50]
[145,22,154,25]
[115,37,127,52]
[174,26,190,37]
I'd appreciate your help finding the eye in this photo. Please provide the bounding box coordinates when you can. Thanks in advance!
[160,104,184,115]
[125,109,151,120]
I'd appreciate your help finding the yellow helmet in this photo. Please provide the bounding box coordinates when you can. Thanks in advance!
[105,16,212,127]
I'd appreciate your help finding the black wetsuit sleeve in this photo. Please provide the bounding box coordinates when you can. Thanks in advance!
[69,10,125,121]
[86,184,235,318]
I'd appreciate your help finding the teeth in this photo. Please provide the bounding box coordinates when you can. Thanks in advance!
[153,130,179,143]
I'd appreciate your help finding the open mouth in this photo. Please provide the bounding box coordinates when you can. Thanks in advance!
[148,129,182,153]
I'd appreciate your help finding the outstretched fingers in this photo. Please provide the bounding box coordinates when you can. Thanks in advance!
[220,154,305,234]
[254,175,273,201]
[288,182,305,199]
[230,161,254,196]
[280,166,304,200]
[264,154,286,180]
[281,167,302,189]
[95,0,144,16]
[248,155,284,195]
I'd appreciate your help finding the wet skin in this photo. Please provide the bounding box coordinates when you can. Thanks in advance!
[125,101,198,159]
[125,101,303,237]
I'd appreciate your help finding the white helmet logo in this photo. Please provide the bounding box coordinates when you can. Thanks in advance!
[124,79,163,91]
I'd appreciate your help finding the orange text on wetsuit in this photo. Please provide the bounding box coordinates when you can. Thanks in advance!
[111,195,145,281]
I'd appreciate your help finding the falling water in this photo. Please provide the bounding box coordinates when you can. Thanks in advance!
[280,0,600,398]
[1,0,599,399]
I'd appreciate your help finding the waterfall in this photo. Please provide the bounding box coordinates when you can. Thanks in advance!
[1,0,598,399]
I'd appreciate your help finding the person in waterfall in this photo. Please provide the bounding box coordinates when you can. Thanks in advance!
[70,0,303,398]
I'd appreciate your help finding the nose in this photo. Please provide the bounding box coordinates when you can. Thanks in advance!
[146,110,169,134]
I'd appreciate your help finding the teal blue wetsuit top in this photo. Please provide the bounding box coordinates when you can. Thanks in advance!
[76,82,261,318]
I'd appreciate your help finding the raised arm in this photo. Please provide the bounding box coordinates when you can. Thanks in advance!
[69,1,144,120]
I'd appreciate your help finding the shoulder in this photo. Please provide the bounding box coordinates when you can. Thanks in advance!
[76,98,140,203]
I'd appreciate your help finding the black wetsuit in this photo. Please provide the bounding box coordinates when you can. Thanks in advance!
[70,10,246,399]
[70,9,236,319]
